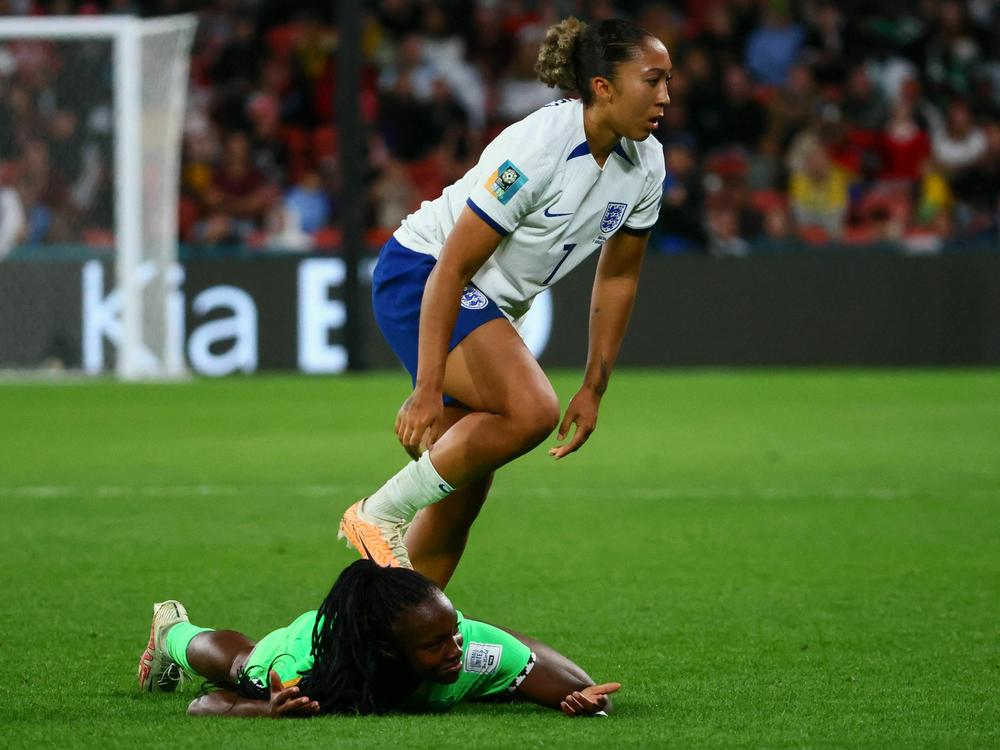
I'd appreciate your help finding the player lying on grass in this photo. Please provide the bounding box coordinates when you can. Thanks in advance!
[138,560,618,718]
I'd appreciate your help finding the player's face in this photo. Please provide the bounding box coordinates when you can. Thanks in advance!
[393,591,464,684]
[608,38,672,141]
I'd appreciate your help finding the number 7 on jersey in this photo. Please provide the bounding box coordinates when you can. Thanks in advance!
[542,243,577,285]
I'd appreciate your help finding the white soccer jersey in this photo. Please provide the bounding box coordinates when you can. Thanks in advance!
[393,98,666,321]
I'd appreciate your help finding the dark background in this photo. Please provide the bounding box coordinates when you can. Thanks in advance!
[4,252,998,372]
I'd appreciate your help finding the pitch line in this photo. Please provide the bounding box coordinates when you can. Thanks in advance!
[2,484,990,501]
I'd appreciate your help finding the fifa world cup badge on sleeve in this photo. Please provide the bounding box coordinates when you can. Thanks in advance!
[486,160,528,205]
[464,643,502,675]
[600,202,628,233]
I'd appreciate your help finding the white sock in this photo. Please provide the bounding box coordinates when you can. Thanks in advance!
[363,451,454,523]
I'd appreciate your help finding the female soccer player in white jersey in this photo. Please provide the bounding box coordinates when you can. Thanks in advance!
[339,17,671,585]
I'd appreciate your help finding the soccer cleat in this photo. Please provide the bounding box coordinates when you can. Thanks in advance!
[337,499,412,569]
[137,599,189,693]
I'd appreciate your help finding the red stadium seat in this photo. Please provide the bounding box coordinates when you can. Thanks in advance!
[266,24,301,60]
[312,226,342,252]
[313,126,338,159]
[751,189,787,214]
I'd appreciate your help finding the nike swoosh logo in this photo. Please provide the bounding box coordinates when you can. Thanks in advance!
[544,206,572,218]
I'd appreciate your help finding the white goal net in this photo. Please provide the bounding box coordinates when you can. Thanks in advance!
[0,15,196,379]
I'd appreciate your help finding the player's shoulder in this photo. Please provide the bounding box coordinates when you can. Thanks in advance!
[500,98,583,156]
[619,134,666,181]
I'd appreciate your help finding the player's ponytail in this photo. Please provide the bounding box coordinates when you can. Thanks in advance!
[536,17,656,106]
[535,16,585,92]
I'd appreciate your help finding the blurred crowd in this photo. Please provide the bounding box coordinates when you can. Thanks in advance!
[0,0,998,259]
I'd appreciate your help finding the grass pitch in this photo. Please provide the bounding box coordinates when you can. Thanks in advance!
[0,370,997,748]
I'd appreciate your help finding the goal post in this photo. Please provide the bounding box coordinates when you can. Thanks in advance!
[0,14,197,379]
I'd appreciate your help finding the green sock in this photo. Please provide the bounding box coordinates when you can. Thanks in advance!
[164,621,212,676]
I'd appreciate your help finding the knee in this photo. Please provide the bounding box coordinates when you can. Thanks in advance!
[510,391,560,450]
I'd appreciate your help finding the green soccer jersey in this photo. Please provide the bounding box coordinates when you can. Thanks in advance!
[242,609,534,711]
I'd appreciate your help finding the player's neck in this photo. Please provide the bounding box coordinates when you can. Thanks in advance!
[582,106,619,168]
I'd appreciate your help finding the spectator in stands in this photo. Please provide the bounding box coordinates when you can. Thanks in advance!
[426,78,471,163]
[7,0,997,254]
[265,168,330,252]
[950,121,1000,233]
[210,11,261,130]
[801,1,847,87]
[0,164,25,260]
[756,201,798,253]
[16,139,71,243]
[283,168,331,235]
[654,133,705,253]
[766,63,820,152]
[879,101,931,182]
[842,65,888,132]
[786,104,863,179]
[692,3,743,70]
[419,2,486,130]
[246,90,289,186]
[712,64,767,152]
[702,153,761,256]
[378,67,437,161]
[495,24,560,121]
[920,0,984,104]
[378,33,436,104]
[727,0,762,51]
[679,46,723,151]
[288,10,337,126]
[461,1,507,83]
[0,85,42,163]
[932,99,988,176]
[789,142,850,240]
[705,205,750,257]
[745,5,805,87]
[370,156,418,235]
[195,131,278,245]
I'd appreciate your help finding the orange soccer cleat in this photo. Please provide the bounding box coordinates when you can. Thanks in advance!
[338,499,412,569]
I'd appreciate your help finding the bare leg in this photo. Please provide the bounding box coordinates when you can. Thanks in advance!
[406,405,493,587]
[185,630,256,686]
[406,473,492,588]
[431,318,560,488]
[400,320,558,582]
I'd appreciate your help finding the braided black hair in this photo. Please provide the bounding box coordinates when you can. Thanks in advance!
[236,560,441,714]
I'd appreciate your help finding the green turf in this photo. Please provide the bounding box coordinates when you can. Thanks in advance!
[1,370,997,748]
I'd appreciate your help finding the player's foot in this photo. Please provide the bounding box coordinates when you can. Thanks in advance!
[338,498,412,568]
[137,599,189,693]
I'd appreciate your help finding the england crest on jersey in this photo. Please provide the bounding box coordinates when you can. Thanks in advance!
[600,202,628,233]
[460,285,489,310]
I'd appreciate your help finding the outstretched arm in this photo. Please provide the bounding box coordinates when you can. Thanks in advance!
[549,228,648,459]
[186,670,320,718]
[501,625,620,717]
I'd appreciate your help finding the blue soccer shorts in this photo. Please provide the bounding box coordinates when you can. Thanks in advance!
[371,236,505,403]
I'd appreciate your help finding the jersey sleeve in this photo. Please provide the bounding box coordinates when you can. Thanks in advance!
[464,123,555,236]
[456,617,535,700]
[622,151,666,234]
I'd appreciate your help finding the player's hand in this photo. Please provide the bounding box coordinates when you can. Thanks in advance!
[549,388,600,459]
[267,670,320,718]
[559,682,620,717]
[396,386,444,459]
